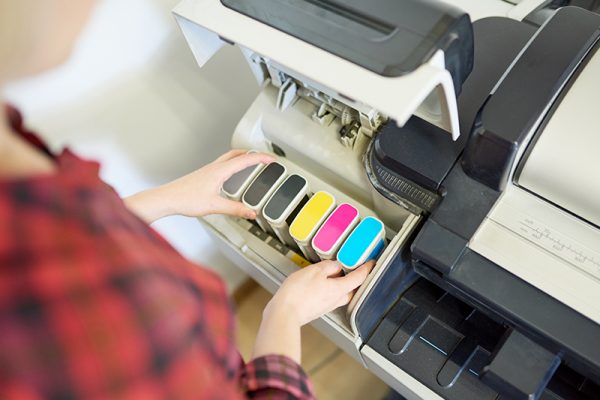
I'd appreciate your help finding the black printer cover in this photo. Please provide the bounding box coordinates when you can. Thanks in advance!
[221,0,474,93]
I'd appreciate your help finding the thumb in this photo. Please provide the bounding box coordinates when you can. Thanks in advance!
[222,152,275,178]
[337,260,375,292]
[214,198,257,219]
[214,149,248,163]
[319,260,343,277]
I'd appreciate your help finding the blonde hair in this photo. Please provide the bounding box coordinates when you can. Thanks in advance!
[0,0,96,84]
[0,2,31,82]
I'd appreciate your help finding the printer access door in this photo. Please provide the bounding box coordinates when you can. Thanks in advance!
[173,0,476,139]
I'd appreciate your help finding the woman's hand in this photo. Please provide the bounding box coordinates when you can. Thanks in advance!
[252,260,374,363]
[124,150,274,223]
[270,260,375,326]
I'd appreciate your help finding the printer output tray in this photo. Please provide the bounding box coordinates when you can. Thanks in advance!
[362,276,600,400]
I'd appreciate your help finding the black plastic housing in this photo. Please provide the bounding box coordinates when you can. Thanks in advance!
[221,0,474,93]
[366,278,600,400]
[462,7,600,191]
[365,16,535,218]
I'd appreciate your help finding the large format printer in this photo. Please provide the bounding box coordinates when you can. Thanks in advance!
[173,1,600,399]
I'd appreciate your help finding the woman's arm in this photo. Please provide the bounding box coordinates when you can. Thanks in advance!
[124,149,374,398]
[124,150,274,224]
[123,185,175,224]
[253,260,374,364]
[237,261,373,400]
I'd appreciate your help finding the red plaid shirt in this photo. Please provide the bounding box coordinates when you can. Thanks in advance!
[0,106,315,400]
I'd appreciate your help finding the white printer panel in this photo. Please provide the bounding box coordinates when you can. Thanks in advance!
[229,85,377,208]
[518,46,600,228]
[470,185,600,325]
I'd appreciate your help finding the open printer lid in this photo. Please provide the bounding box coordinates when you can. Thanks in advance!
[173,0,474,139]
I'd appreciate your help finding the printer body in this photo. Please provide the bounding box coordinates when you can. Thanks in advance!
[173,1,600,399]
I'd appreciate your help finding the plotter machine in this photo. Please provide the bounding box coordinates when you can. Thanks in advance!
[173,0,600,398]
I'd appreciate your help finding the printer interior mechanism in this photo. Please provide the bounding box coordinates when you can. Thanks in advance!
[174,0,600,399]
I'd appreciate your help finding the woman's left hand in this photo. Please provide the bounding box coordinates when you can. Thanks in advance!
[125,150,274,223]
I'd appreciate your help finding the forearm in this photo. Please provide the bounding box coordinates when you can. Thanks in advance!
[123,151,273,224]
[124,186,175,224]
[252,300,302,364]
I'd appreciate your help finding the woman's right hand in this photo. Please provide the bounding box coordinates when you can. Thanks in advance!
[267,260,374,327]
[252,260,374,363]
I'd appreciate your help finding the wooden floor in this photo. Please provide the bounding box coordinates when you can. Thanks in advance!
[234,282,391,400]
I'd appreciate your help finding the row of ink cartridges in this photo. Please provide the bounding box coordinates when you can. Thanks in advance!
[222,157,386,272]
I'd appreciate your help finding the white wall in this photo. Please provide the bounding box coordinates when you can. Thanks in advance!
[2,0,259,291]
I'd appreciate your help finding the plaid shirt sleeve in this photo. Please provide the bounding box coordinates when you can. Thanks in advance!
[0,105,315,400]
[240,355,315,399]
